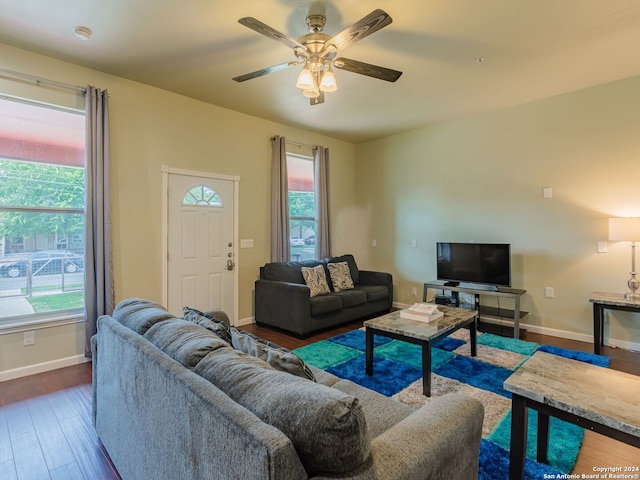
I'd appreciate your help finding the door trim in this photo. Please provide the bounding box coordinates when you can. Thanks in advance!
[161,165,240,324]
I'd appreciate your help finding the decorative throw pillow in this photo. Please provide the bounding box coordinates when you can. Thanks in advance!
[301,264,331,297]
[183,306,232,344]
[328,261,355,292]
[230,327,316,381]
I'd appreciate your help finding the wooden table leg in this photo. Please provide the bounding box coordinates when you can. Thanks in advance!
[509,394,528,480]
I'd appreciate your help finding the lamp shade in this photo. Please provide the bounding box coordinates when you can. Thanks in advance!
[296,66,315,90]
[319,67,337,92]
[608,217,640,241]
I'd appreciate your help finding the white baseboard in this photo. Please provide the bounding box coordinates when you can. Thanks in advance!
[393,302,640,353]
[0,354,90,382]
[235,316,255,327]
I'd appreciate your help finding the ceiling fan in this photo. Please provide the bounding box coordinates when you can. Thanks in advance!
[232,9,403,105]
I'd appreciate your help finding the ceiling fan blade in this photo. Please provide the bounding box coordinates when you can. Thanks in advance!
[310,92,325,106]
[323,9,392,54]
[232,61,300,82]
[334,58,402,82]
[238,17,305,51]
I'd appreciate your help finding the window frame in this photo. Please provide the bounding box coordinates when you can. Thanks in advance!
[287,152,317,261]
[0,96,86,332]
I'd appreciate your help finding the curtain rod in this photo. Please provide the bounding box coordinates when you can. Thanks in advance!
[271,136,316,151]
[0,67,87,94]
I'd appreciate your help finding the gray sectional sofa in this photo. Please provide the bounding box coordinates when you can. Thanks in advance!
[92,298,484,480]
[255,254,393,337]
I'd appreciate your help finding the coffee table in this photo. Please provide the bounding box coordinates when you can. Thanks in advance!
[364,305,477,397]
[504,351,640,480]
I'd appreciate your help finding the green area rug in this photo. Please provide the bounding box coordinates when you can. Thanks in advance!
[294,328,610,479]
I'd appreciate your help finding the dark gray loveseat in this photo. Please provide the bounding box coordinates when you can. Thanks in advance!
[255,254,392,337]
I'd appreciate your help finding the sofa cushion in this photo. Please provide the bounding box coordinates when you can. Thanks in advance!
[327,261,355,292]
[334,289,367,308]
[301,264,331,297]
[326,254,360,285]
[331,379,414,438]
[144,319,230,369]
[112,298,176,335]
[262,260,323,284]
[183,306,232,344]
[230,327,316,381]
[195,349,371,475]
[310,294,343,316]
[354,285,390,303]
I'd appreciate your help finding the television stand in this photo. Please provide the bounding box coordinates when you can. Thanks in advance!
[423,281,528,338]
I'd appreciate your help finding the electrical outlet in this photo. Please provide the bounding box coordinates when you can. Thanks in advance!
[23,331,35,345]
[545,287,555,298]
[411,287,418,296]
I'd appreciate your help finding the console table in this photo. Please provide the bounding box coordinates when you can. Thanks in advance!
[423,281,527,338]
[590,292,640,354]
[505,351,640,480]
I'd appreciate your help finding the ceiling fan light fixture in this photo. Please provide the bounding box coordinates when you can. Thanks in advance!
[296,66,315,90]
[302,87,320,98]
[319,66,337,92]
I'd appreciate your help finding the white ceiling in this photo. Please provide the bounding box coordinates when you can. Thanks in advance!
[1,0,640,143]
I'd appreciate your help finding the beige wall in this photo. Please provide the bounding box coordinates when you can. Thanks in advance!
[3,39,640,376]
[0,43,356,375]
[355,75,640,349]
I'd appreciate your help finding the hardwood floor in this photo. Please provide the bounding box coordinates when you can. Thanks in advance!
[1,322,638,479]
[0,364,120,480]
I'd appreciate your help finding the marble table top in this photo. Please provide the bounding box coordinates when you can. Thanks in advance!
[504,351,640,438]
[590,291,640,308]
[363,305,477,341]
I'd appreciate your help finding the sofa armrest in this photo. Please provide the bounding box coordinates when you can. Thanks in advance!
[312,394,483,480]
[372,394,483,480]
[255,279,314,336]
[358,270,393,310]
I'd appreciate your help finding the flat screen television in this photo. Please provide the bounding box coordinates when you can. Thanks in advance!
[436,242,511,290]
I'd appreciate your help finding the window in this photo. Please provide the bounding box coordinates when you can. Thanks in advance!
[287,153,316,261]
[183,185,222,206]
[0,97,85,325]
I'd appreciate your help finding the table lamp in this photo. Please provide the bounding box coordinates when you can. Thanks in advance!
[609,217,640,299]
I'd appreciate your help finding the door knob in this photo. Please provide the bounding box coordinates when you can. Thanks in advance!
[226,259,235,271]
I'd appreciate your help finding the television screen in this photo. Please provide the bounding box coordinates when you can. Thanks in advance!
[436,242,511,288]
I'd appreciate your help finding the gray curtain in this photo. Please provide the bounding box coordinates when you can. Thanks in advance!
[314,146,331,259]
[271,135,290,262]
[84,85,114,357]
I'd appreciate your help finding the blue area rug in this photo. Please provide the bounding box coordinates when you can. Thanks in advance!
[294,328,610,478]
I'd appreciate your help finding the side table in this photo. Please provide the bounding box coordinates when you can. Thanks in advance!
[589,292,640,354]
[505,351,640,480]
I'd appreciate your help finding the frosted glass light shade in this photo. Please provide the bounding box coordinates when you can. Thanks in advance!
[296,67,314,90]
[319,67,337,92]
[609,218,640,241]
[302,87,320,98]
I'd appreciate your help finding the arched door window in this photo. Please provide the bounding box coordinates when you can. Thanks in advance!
[182,185,222,206]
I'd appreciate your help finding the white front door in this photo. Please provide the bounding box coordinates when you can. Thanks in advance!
[167,173,235,321]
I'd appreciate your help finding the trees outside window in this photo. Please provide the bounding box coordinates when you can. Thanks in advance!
[0,97,85,322]
[287,153,316,261]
